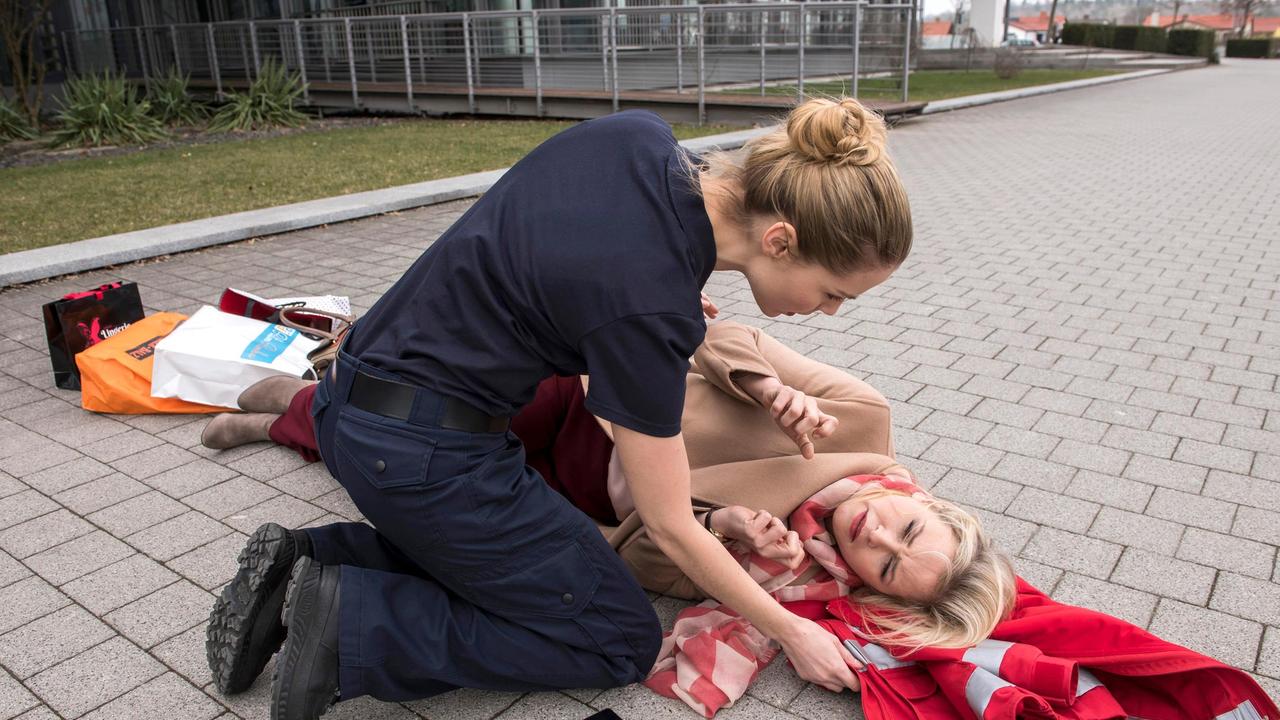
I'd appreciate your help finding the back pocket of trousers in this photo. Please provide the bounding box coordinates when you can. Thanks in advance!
[334,409,437,489]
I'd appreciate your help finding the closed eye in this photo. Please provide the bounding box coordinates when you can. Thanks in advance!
[880,519,919,583]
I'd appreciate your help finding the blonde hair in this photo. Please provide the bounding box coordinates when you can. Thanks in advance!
[843,488,1017,652]
[697,97,913,273]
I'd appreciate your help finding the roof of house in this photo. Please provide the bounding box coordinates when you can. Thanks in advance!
[1143,13,1239,30]
[922,20,953,36]
[1010,11,1068,32]
[1253,16,1280,33]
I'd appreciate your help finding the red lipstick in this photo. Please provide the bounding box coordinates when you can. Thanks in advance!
[850,511,867,542]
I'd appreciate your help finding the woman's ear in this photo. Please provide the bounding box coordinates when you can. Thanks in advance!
[760,221,798,261]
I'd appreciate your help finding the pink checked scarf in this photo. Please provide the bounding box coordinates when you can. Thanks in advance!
[643,473,926,717]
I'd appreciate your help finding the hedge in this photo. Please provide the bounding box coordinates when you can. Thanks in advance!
[1134,26,1170,51]
[1061,22,1116,47]
[1063,22,1168,52]
[1225,38,1275,57]
[1114,24,1169,51]
[1167,28,1216,57]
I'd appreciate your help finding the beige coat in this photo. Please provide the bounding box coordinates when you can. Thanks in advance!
[598,321,906,599]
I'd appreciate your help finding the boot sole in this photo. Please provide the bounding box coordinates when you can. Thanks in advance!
[272,556,339,720]
[207,523,293,695]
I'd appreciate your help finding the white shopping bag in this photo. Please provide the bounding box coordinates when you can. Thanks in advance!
[224,287,352,317]
[151,306,323,409]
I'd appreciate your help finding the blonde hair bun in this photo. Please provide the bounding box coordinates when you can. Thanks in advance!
[787,97,887,167]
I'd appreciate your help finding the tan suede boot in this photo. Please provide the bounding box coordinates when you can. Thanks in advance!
[201,413,279,450]
[235,376,316,414]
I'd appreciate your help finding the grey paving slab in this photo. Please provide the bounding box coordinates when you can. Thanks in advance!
[0,578,68,635]
[79,672,223,720]
[0,605,116,679]
[1146,599,1263,670]
[25,636,166,718]
[0,60,1278,719]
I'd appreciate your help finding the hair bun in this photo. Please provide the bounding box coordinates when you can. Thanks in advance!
[786,97,887,166]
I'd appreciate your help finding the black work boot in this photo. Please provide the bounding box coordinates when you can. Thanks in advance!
[271,556,341,720]
[207,523,313,695]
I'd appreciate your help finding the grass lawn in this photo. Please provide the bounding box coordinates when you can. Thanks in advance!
[1,118,732,254]
[722,68,1119,103]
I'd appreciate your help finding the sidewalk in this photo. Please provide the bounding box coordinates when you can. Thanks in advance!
[0,59,1275,719]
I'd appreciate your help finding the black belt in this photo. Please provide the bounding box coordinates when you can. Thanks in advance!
[348,368,511,433]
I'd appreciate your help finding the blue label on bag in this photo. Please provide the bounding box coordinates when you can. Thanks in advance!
[241,325,300,363]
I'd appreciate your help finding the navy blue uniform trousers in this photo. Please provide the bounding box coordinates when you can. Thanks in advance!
[301,351,662,702]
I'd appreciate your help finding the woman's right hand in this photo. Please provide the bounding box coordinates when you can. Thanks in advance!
[713,506,805,570]
[777,617,864,693]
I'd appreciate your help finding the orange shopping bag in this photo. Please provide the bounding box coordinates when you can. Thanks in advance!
[76,312,229,414]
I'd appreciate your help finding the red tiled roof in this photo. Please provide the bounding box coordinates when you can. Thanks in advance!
[1144,13,1238,30]
[1253,16,1280,33]
[1010,11,1067,32]
[922,20,953,36]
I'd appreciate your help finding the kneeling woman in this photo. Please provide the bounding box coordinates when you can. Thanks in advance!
[206,98,915,719]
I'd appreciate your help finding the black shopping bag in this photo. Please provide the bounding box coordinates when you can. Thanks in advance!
[42,282,145,390]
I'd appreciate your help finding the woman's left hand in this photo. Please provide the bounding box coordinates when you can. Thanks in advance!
[714,507,805,570]
[762,384,839,460]
[700,292,719,319]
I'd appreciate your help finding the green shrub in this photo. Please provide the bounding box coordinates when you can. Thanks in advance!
[1225,37,1275,57]
[48,71,167,148]
[0,95,37,142]
[1167,28,1216,57]
[1109,25,1168,52]
[1112,25,1141,49]
[1134,26,1168,52]
[1063,22,1118,48]
[149,68,208,126]
[208,58,308,133]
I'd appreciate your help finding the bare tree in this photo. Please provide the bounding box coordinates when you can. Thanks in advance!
[1044,0,1061,44]
[1220,0,1273,35]
[0,0,55,125]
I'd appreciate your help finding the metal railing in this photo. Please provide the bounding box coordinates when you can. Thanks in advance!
[61,2,913,123]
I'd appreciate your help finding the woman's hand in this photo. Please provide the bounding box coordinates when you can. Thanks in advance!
[700,292,719,319]
[713,507,805,570]
[760,383,839,459]
[778,617,864,693]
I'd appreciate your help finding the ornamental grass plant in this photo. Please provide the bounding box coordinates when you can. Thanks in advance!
[208,59,308,133]
[149,69,208,126]
[0,96,38,142]
[47,71,167,148]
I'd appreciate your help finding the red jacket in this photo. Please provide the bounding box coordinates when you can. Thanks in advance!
[787,578,1277,720]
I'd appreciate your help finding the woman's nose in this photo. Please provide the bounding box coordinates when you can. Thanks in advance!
[869,525,901,552]
[867,524,887,548]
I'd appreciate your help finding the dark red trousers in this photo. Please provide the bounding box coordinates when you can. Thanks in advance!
[269,375,619,523]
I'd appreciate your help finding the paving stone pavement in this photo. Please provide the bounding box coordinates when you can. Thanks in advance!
[1,59,1278,718]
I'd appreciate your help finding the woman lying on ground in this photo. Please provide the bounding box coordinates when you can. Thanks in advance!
[205,321,1278,720]
[203,319,1015,690]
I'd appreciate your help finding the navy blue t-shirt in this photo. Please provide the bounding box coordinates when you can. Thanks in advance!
[346,111,717,437]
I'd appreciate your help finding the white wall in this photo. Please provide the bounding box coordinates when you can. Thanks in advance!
[969,0,1009,46]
